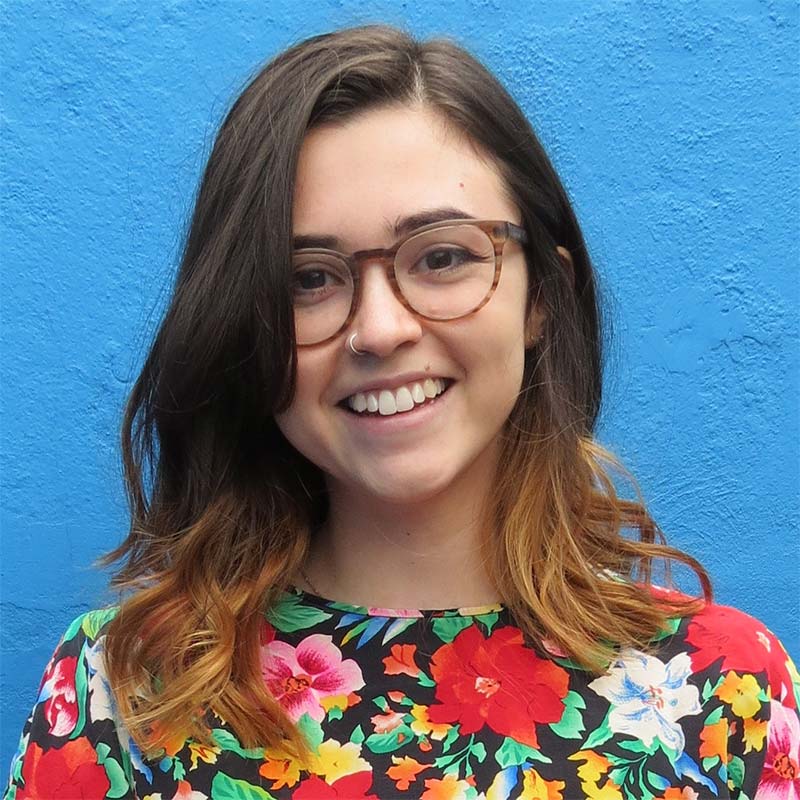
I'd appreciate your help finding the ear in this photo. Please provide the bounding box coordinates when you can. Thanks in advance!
[524,246,574,349]
[556,245,575,290]
[524,296,546,349]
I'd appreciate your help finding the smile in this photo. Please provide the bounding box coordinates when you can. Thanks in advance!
[345,378,451,416]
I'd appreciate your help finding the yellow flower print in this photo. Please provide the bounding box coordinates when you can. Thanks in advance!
[742,716,768,753]
[308,738,370,783]
[259,745,302,789]
[567,750,622,800]
[568,750,611,785]
[319,694,349,714]
[410,704,451,740]
[715,672,762,719]
[519,766,565,799]
[586,785,625,800]
[187,741,220,770]
[421,773,473,800]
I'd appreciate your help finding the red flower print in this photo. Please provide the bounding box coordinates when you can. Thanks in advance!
[261,634,364,722]
[42,655,79,737]
[758,700,800,799]
[291,771,379,799]
[260,620,276,646]
[686,605,771,673]
[18,739,110,799]
[427,625,569,748]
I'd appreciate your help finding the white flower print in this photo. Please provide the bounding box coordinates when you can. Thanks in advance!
[589,650,701,755]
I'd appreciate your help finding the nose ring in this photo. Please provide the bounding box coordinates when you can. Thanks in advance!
[347,332,366,356]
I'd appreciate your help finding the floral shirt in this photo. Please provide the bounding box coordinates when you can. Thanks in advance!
[5,589,799,800]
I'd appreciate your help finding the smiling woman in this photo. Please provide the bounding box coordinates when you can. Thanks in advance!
[5,24,799,800]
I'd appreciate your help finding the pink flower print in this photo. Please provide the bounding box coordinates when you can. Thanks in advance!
[757,700,800,799]
[261,634,364,722]
[41,656,79,737]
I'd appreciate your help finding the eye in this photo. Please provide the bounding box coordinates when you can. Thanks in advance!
[417,246,472,272]
[407,245,492,282]
[293,267,339,292]
[291,255,352,307]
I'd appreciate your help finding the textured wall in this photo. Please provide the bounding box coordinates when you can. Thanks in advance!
[2,0,797,770]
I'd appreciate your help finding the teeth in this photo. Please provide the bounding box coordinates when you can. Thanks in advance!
[346,379,448,416]
[378,390,397,416]
[394,387,415,413]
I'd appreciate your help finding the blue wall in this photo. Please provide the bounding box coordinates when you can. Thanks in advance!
[2,0,797,769]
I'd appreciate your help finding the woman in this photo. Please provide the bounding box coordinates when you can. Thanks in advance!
[6,25,798,800]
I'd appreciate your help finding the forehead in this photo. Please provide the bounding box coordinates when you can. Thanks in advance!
[292,105,519,246]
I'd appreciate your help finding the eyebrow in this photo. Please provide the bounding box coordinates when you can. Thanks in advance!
[292,206,475,250]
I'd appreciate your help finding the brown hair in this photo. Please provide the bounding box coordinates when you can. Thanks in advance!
[101,24,711,760]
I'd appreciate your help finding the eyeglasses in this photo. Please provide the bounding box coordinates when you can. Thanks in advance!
[291,219,528,346]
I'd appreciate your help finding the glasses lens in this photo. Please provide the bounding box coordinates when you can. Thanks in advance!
[395,225,496,320]
[291,252,354,345]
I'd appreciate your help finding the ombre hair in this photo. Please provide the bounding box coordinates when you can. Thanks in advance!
[100,24,711,760]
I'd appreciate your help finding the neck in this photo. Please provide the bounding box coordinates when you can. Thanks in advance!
[300,457,501,610]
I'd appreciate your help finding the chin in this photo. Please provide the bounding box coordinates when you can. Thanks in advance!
[352,464,469,506]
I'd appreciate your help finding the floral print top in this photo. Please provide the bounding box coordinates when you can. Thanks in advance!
[5,588,799,800]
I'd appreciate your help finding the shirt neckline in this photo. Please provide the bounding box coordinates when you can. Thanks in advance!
[285,585,506,619]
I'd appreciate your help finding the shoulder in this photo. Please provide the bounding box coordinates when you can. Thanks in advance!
[5,607,129,799]
[661,597,798,709]
[56,607,120,652]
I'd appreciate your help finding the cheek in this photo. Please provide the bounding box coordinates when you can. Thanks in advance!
[274,357,329,452]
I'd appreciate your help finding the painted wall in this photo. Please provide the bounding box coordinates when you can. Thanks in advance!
[2,0,797,769]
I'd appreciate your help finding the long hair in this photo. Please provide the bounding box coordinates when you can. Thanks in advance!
[100,24,711,759]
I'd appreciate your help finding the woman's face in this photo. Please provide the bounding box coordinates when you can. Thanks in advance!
[276,105,540,505]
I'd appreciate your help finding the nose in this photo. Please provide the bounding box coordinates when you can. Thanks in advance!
[347,261,423,357]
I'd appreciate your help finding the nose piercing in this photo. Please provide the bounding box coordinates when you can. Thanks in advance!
[347,332,366,356]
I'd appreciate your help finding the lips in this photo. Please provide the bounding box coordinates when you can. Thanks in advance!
[344,377,451,416]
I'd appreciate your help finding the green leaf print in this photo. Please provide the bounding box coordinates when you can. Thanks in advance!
[365,723,415,754]
[728,754,745,788]
[548,690,586,739]
[63,613,86,644]
[582,709,614,750]
[651,615,682,642]
[704,705,724,725]
[297,713,324,752]
[440,724,461,754]
[350,724,365,745]
[341,619,371,646]
[618,738,657,755]
[267,594,332,633]
[118,736,134,787]
[212,728,266,759]
[646,770,669,791]
[494,737,552,768]
[372,696,389,712]
[95,743,130,798]
[435,735,488,775]
[103,758,131,798]
[68,644,89,740]
[417,671,436,688]
[702,675,724,702]
[173,759,186,781]
[432,615,473,643]
[702,755,719,773]
[211,772,277,799]
[478,611,500,635]
[81,607,118,640]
